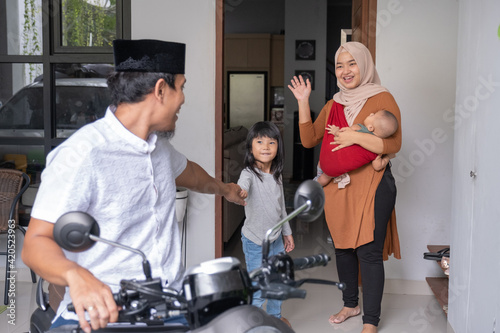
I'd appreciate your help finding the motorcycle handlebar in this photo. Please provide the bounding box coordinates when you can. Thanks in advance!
[67,254,332,313]
[67,292,131,313]
[292,253,330,271]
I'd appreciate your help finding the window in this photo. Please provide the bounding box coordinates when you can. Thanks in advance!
[54,0,125,53]
[0,0,130,182]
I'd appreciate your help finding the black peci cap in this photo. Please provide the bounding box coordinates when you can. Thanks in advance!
[113,39,186,74]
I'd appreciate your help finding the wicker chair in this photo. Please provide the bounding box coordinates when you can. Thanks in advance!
[0,168,37,305]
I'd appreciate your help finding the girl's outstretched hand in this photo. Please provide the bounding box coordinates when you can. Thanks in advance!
[283,235,295,253]
[239,189,248,199]
[223,183,247,206]
[288,75,311,102]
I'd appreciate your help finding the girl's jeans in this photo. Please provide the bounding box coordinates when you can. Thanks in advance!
[241,233,285,318]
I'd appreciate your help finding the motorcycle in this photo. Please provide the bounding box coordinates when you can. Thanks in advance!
[30,180,345,333]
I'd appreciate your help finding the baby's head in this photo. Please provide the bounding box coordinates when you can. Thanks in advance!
[363,110,398,138]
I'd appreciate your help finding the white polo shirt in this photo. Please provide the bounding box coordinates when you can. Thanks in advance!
[31,107,188,321]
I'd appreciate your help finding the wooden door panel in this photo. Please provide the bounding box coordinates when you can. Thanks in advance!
[225,38,248,68]
[351,0,377,61]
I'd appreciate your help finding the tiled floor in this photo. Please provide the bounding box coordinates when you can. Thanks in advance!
[0,279,38,333]
[224,211,450,333]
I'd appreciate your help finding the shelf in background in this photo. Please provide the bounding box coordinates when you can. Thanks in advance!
[426,277,449,315]
[425,245,450,316]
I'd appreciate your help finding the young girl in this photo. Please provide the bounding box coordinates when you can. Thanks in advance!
[237,121,294,326]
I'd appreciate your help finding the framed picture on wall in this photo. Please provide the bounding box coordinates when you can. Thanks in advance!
[295,40,315,60]
[271,107,284,124]
[295,70,315,90]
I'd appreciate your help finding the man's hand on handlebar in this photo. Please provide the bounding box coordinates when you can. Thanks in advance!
[66,267,119,333]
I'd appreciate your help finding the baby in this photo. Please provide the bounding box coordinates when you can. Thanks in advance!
[315,109,398,187]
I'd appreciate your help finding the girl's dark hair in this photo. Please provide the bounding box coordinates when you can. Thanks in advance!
[106,71,177,106]
[244,121,284,184]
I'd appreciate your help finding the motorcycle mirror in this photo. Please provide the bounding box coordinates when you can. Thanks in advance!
[53,212,100,252]
[53,211,153,280]
[262,180,325,262]
[293,180,325,222]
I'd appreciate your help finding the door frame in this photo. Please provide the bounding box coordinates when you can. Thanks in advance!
[351,0,377,60]
[215,0,224,258]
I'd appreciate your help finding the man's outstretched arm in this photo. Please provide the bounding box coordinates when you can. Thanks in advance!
[176,160,246,206]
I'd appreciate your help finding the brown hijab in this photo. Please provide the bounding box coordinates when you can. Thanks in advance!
[333,42,388,126]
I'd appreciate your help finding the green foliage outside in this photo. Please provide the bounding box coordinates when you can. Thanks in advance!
[62,0,117,47]
[23,0,42,82]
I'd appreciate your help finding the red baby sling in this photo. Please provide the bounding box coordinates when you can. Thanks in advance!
[319,101,377,178]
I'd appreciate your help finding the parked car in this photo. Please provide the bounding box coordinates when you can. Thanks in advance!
[0,78,111,138]
[0,78,111,181]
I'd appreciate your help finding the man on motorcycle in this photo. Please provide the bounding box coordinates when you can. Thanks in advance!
[21,39,245,333]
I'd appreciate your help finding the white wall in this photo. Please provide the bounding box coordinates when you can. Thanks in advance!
[376,0,458,283]
[132,0,218,267]
[449,0,500,331]
[283,0,327,178]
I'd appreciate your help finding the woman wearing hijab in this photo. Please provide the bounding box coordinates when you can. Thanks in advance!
[288,42,402,333]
